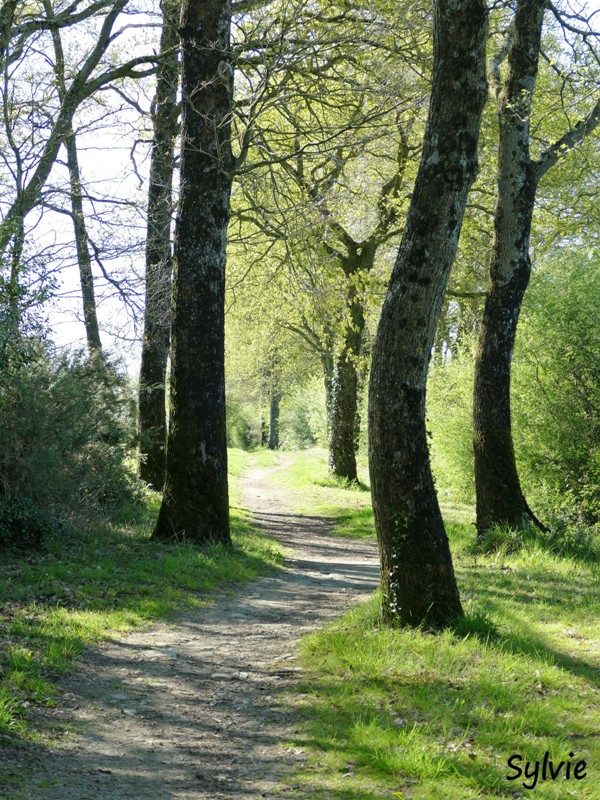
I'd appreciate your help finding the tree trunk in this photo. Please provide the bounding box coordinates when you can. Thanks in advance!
[329,280,365,483]
[320,350,334,437]
[368,0,488,627]
[46,0,103,354]
[153,0,232,545]
[138,0,179,489]
[267,389,281,450]
[65,130,102,354]
[473,0,546,537]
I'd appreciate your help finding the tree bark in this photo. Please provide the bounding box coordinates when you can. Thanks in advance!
[368,0,488,627]
[153,0,232,544]
[329,276,365,483]
[267,389,281,450]
[65,131,103,354]
[320,349,334,436]
[473,0,546,537]
[138,0,179,489]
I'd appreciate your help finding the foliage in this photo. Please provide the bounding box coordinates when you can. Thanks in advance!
[226,397,259,450]
[512,253,600,528]
[0,341,142,542]
[279,379,328,450]
[426,253,600,538]
[426,345,477,506]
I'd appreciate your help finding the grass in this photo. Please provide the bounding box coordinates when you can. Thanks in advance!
[267,448,375,537]
[0,448,284,748]
[257,450,600,799]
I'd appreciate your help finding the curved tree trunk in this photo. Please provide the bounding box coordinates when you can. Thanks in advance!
[153,0,232,545]
[473,0,546,538]
[368,0,488,627]
[138,0,179,489]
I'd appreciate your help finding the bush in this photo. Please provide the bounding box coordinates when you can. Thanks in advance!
[426,253,600,534]
[226,398,259,449]
[0,342,142,541]
[512,253,600,527]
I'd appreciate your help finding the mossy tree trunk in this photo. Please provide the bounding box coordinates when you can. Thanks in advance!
[368,0,488,627]
[328,257,367,483]
[267,389,281,450]
[153,0,233,545]
[138,0,179,489]
[473,0,545,538]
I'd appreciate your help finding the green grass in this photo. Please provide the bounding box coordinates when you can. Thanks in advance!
[0,448,283,746]
[267,449,374,537]
[265,450,600,799]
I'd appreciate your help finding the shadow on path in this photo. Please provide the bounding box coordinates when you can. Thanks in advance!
[5,460,379,800]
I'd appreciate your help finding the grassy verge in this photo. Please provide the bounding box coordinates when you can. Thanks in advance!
[267,451,600,799]
[0,448,283,745]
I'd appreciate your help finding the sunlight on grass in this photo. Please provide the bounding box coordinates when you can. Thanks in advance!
[0,448,283,741]
[260,450,600,799]
[287,572,600,799]
[266,449,374,537]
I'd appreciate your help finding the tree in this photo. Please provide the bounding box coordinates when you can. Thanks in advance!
[228,0,425,478]
[153,0,233,544]
[46,0,102,354]
[138,0,179,489]
[0,0,158,344]
[473,0,600,537]
[368,0,488,627]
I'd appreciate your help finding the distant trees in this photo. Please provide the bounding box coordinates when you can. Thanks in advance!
[227,0,426,480]
[368,0,488,626]
[0,0,158,343]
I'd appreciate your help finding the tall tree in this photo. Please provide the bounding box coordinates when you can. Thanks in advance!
[153,0,233,544]
[368,0,488,627]
[138,0,179,488]
[473,0,600,537]
[46,0,102,355]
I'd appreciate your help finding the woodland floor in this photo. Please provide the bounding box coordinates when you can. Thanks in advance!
[3,456,379,799]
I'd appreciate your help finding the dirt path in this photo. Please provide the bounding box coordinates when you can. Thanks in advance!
[7,459,379,799]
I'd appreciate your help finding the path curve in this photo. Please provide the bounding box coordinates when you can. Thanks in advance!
[9,458,379,799]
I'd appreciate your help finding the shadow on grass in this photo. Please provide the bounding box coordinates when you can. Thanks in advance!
[331,507,375,539]
[0,502,283,740]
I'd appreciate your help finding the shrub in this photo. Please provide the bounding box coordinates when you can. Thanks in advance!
[226,398,259,449]
[512,253,600,527]
[0,343,142,542]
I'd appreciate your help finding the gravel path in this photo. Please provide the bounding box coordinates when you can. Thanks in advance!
[4,458,379,799]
